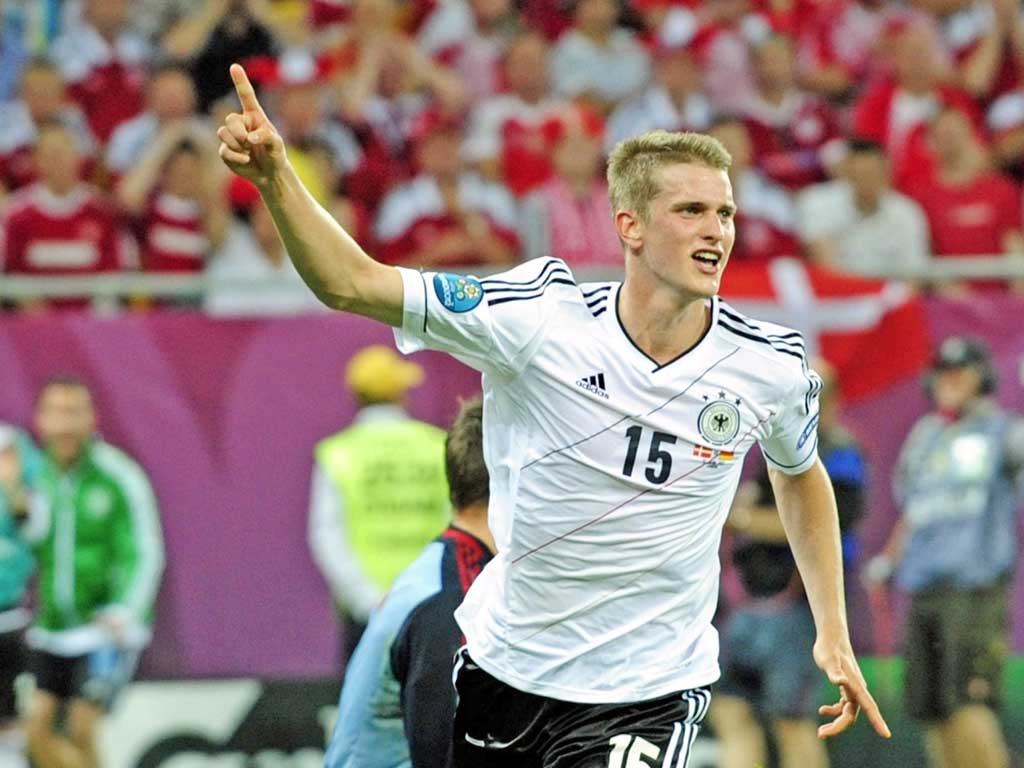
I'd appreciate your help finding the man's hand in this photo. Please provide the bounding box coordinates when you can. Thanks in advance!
[95,612,128,646]
[217,64,288,187]
[814,638,891,740]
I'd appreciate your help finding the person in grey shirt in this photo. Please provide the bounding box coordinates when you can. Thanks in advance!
[796,139,930,278]
[550,0,651,108]
[864,336,1024,768]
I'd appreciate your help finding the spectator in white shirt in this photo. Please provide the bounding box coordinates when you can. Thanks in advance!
[106,64,204,178]
[796,138,931,278]
[550,0,651,108]
[204,177,324,316]
[605,42,713,151]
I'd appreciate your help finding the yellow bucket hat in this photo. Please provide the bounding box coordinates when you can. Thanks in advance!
[345,345,425,402]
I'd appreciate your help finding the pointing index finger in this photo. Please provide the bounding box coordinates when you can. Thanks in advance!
[846,675,892,739]
[230,63,265,117]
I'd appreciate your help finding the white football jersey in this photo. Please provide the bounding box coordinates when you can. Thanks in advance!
[394,258,822,704]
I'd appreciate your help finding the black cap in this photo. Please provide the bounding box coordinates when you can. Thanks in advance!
[933,336,991,370]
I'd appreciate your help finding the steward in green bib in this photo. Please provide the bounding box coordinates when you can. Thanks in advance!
[308,346,450,663]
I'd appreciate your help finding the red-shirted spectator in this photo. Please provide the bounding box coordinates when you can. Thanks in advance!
[418,0,525,102]
[49,0,149,144]
[518,107,622,266]
[2,122,126,310]
[106,65,204,179]
[463,31,571,197]
[740,34,842,189]
[905,108,1023,293]
[374,112,519,267]
[709,117,801,263]
[605,43,714,151]
[116,123,228,274]
[793,0,890,100]
[852,16,983,190]
[0,58,96,193]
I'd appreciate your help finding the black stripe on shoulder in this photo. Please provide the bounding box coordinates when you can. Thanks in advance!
[480,258,569,290]
[487,278,577,307]
[586,295,608,308]
[582,285,612,298]
[718,319,805,361]
[592,306,607,317]
[483,266,573,296]
[718,305,805,352]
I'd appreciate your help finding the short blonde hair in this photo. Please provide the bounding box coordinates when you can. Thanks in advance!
[607,130,732,220]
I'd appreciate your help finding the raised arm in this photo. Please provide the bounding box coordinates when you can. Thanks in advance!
[768,458,891,741]
[217,64,403,325]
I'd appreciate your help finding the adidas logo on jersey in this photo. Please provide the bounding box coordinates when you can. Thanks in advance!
[576,372,609,399]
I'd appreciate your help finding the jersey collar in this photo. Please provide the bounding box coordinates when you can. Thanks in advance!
[610,284,719,373]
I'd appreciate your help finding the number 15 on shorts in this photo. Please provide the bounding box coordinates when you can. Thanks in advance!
[608,734,661,768]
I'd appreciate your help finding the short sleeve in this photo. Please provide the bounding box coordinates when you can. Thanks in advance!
[393,258,576,378]
[758,363,822,475]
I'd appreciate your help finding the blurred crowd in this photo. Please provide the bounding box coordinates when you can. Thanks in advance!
[5,0,1024,311]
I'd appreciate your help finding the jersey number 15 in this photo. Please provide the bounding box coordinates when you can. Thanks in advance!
[622,426,677,484]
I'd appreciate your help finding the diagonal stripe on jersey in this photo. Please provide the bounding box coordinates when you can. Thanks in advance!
[522,348,741,471]
[508,412,773,648]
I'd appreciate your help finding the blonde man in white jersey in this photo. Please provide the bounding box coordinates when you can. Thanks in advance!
[215,64,891,767]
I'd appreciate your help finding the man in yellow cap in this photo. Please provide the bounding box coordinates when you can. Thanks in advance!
[308,345,452,665]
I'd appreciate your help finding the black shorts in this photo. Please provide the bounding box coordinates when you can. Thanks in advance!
[452,648,711,768]
[0,627,26,723]
[29,647,140,711]
[904,582,1009,722]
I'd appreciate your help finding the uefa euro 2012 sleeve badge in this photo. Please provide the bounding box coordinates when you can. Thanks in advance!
[434,273,484,313]
[698,393,742,445]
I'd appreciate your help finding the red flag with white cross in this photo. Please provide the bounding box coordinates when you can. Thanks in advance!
[720,259,931,400]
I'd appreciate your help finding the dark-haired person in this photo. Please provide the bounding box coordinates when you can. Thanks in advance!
[865,337,1024,768]
[23,377,164,768]
[326,396,493,768]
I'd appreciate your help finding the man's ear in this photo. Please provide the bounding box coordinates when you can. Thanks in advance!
[615,209,643,251]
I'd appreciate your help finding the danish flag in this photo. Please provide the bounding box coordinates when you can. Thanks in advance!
[693,445,735,461]
[720,259,932,400]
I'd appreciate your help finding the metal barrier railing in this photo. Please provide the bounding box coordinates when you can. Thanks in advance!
[2,257,1022,312]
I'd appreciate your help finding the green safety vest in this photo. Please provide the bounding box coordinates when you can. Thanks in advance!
[315,418,450,599]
